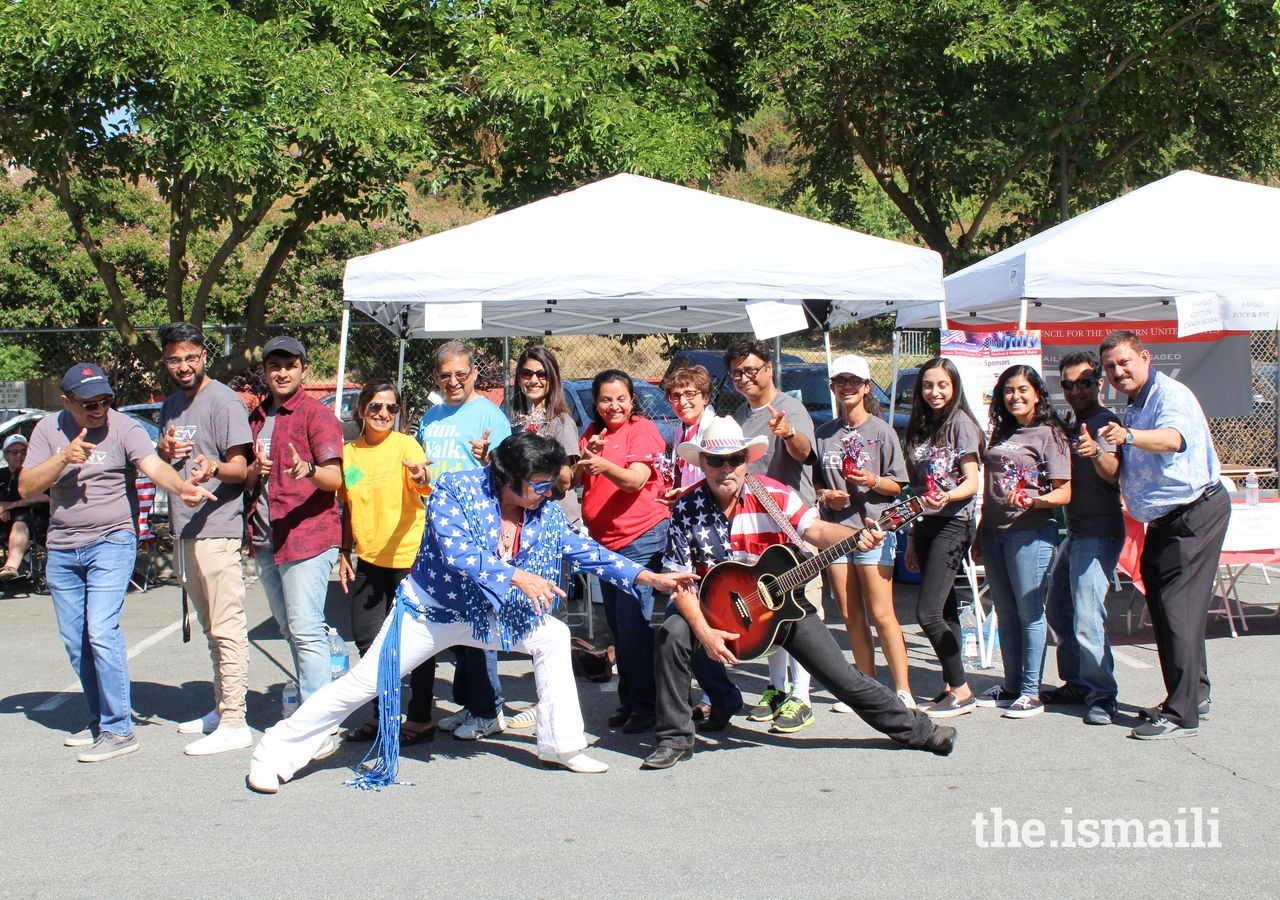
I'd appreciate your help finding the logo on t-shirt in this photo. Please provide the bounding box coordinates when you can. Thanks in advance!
[171,424,198,443]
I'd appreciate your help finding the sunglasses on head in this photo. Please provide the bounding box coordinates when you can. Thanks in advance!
[74,397,112,412]
[1060,373,1101,391]
[701,451,748,468]
[365,401,400,416]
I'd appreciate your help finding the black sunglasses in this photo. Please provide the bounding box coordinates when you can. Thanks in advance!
[1060,373,1101,391]
[518,368,549,381]
[365,401,401,415]
[701,451,748,468]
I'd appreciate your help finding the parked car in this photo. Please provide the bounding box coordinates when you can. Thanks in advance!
[771,363,909,435]
[891,367,920,412]
[0,412,46,467]
[0,407,43,426]
[120,402,163,425]
[319,389,362,441]
[561,379,682,451]
[664,348,806,419]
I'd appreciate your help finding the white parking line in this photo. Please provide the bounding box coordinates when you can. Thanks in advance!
[32,618,184,712]
[1111,648,1153,669]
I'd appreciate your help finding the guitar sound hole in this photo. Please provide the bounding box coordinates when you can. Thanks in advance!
[757,576,779,611]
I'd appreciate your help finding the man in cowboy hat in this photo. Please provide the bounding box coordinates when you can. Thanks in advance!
[642,417,956,769]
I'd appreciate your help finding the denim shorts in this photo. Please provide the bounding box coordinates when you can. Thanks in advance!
[832,530,897,567]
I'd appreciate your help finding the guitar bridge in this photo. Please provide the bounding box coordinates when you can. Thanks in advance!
[728,591,752,629]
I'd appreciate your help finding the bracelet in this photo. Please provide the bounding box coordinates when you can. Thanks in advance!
[306,461,316,478]
[784,428,797,441]
[210,460,220,479]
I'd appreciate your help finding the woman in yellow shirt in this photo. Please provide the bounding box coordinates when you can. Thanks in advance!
[338,380,435,743]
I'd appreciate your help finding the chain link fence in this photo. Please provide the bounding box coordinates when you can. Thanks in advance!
[1,322,1274,485]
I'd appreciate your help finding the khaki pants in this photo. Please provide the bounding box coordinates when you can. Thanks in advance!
[176,538,249,727]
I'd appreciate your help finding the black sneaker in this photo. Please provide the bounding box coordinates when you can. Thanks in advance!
[747,686,788,722]
[1139,699,1211,722]
[1130,715,1198,740]
[1041,684,1087,705]
[974,686,1018,709]
[925,725,958,756]
[1084,700,1117,726]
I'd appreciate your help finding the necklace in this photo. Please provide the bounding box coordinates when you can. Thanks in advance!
[498,517,521,558]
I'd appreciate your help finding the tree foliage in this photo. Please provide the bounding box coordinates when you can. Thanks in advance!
[750,0,1280,268]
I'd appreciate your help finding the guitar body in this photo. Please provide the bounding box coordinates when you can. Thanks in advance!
[699,544,810,661]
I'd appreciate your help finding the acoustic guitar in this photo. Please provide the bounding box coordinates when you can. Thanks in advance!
[698,495,926,660]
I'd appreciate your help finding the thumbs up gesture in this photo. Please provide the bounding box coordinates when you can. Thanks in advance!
[1074,423,1101,459]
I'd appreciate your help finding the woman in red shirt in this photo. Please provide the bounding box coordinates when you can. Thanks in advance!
[577,370,670,735]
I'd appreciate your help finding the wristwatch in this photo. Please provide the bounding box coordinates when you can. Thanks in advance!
[1124,429,1135,446]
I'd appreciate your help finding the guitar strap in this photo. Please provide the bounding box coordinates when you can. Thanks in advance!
[745,474,814,554]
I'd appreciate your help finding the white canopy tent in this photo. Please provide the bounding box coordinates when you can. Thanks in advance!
[896,170,1280,329]
[343,173,944,341]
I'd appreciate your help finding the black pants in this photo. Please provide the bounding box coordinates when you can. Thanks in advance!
[654,603,936,750]
[1139,488,1230,727]
[912,515,974,689]
[347,558,435,723]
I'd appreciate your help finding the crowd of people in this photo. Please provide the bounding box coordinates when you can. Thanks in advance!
[11,325,1227,785]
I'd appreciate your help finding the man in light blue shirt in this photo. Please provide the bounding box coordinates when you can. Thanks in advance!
[1092,330,1228,741]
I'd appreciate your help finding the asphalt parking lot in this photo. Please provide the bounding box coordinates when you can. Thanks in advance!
[1,565,1277,898]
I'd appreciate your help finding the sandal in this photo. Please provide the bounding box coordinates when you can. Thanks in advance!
[399,721,437,745]
[344,720,378,743]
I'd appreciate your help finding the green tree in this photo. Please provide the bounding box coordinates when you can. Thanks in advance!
[750,0,1280,269]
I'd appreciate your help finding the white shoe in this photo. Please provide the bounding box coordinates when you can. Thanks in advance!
[247,760,280,794]
[184,725,252,757]
[539,750,609,774]
[177,711,221,735]
[311,734,342,761]
[437,709,470,732]
[507,706,538,729]
[455,712,505,741]
[896,690,918,710]
[831,701,853,714]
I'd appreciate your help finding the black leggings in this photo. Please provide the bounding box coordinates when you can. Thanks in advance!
[912,515,974,689]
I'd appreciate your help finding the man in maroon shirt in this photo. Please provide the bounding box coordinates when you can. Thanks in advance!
[245,336,344,708]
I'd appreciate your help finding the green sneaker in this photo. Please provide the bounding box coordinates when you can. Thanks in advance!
[769,699,815,734]
[748,686,789,722]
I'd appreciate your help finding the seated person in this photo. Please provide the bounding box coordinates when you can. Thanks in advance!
[0,435,48,581]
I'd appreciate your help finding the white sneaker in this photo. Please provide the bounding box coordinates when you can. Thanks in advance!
[896,690,918,710]
[311,733,342,761]
[437,709,471,732]
[177,711,221,735]
[539,750,609,774]
[454,712,506,741]
[507,706,538,729]
[247,759,280,794]
[831,701,853,714]
[184,725,253,756]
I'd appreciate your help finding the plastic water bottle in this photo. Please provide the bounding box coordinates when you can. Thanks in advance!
[1245,470,1260,506]
[281,681,299,718]
[326,625,350,681]
[960,604,980,668]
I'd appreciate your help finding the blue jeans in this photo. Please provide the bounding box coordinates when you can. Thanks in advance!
[981,524,1055,698]
[256,547,339,701]
[46,530,138,736]
[1046,535,1122,704]
[598,519,668,717]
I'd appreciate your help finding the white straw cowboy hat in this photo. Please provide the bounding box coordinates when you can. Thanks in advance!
[676,416,769,467]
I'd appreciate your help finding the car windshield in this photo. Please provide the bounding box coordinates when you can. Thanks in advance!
[572,381,672,422]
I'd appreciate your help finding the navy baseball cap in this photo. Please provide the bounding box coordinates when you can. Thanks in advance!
[262,335,308,363]
[61,363,115,399]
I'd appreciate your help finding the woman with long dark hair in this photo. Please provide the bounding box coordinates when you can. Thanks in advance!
[904,358,985,719]
[576,369,670,735]
[974,364,1071,719]
[510,345,579,524]
[337,380,437,744]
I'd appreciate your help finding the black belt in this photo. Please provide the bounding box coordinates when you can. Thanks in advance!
[1148,481,1224,529]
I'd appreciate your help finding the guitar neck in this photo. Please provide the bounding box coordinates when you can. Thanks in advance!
[774,496,924,595]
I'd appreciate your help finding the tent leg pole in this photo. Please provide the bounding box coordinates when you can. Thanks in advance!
[335,305,351,420]
[824,330,836,419]
[396,337,407,430]
[890,330,901,427]
[503,337,511,417]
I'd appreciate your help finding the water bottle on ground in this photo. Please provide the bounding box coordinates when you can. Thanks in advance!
[1245,470,1260,506]
[327,625,350,681]
[960,603,980,668]
[281,681,299,718]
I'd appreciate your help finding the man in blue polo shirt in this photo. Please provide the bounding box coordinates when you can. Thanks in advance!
[1091,330,1229,741]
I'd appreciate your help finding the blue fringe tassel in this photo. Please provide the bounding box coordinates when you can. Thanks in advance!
[346,599,412,791]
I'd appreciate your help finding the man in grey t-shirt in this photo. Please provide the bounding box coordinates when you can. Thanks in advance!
[724,338,819,734]
[1043,351,1126,726]
[157,322,254,756]
[22,363,214,763]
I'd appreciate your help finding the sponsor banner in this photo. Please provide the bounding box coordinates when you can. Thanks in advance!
[940,329,1042,423]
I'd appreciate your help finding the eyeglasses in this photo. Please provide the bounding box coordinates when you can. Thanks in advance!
[73,397,112,412]
[3,447,24,456]
[526,478,556,495]
[518,368,549,381]
[701,451,748,468]
[163,352,204,368]
[729,365,766,381]
[1060,373,1101,391]
[667,389,702,402]
[364,401,400,416]
[830,375,867,388]
[438,368,473,383]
